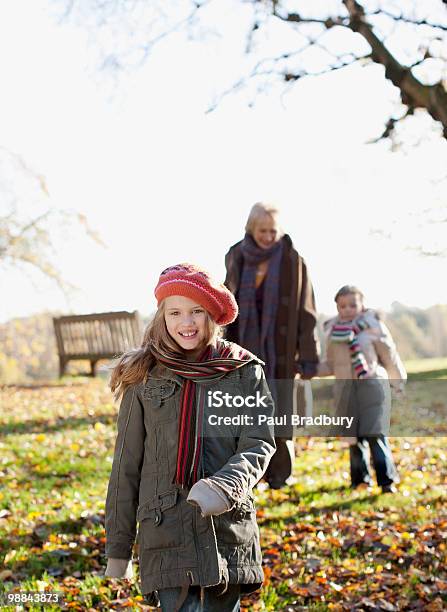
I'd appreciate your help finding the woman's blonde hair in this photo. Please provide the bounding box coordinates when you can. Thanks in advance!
[110,300,220,400]
[245,202,283,236]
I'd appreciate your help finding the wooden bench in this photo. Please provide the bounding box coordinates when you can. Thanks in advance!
[53,311,142,377]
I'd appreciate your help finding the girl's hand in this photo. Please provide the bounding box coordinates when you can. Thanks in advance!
[104,558,133,579]
[187,478,232,517]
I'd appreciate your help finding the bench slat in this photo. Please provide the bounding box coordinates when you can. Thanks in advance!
[52,311,142,376]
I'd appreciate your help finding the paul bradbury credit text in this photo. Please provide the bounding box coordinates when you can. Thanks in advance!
[207,414,354,429]
[205,388,360,435]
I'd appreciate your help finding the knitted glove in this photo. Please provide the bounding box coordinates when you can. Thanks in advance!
[104,558,133,579]
[187,478,232,517]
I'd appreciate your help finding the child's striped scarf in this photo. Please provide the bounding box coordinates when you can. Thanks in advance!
[330,318,370,379]
[151,341,254,488]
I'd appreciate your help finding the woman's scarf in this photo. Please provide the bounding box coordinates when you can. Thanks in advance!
[151,340,253,488]
[237,234,283,384]
[330,316,370,379]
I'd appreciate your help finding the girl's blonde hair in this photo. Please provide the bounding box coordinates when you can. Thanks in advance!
[334,285,365,303]
[245,202,283,236]
[110,300,220,400]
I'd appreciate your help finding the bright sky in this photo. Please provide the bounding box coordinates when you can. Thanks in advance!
[1,0,446,323]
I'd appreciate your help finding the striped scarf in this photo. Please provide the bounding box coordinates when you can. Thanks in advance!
[330,317,370,379]
[237,234,283,387]
[151,340,253,488]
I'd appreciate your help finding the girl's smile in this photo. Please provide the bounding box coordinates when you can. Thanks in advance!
[164,295,207,355]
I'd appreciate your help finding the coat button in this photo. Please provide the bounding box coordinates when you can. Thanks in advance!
[154,509,162,525]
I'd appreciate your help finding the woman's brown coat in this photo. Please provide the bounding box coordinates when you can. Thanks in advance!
[224,234,320,439]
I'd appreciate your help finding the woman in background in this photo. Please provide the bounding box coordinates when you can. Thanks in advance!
[224,203,320,489]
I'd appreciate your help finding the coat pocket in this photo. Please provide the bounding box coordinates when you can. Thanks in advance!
[215,497,257,546]
[137,489,184,550]
[142,379,179,422]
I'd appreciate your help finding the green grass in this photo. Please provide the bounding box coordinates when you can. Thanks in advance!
[0,369,446,611]
[404,356,447,374]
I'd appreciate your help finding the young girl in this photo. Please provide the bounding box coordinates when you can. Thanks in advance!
[318,285,406,493]
[104,263,276,611]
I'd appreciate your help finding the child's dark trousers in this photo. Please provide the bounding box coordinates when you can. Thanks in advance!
[350,435,398,487]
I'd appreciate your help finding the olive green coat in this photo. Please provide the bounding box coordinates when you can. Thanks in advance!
[105,342,276,599]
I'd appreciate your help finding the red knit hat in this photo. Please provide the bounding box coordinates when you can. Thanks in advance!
[154,263,238,326]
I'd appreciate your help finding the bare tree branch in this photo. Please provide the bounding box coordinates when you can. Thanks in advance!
[8,211,52,244]
[266,2,447,139]
[206,40,316,112]
[367,106,415,143]
[284,53,371,81]
[53,0,447,143]
[343,0,447,137]
[0,148,105,293]
[369,9,447,32]
[138,0,213,66]
[277,12,347,29]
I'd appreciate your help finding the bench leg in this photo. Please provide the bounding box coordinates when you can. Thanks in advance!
[59,357,67,378]
[90,360,98,377]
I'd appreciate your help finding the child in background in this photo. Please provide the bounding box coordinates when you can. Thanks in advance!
[318,285,406,493]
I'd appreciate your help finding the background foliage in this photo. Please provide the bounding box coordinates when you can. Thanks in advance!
[1,303,447,384]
